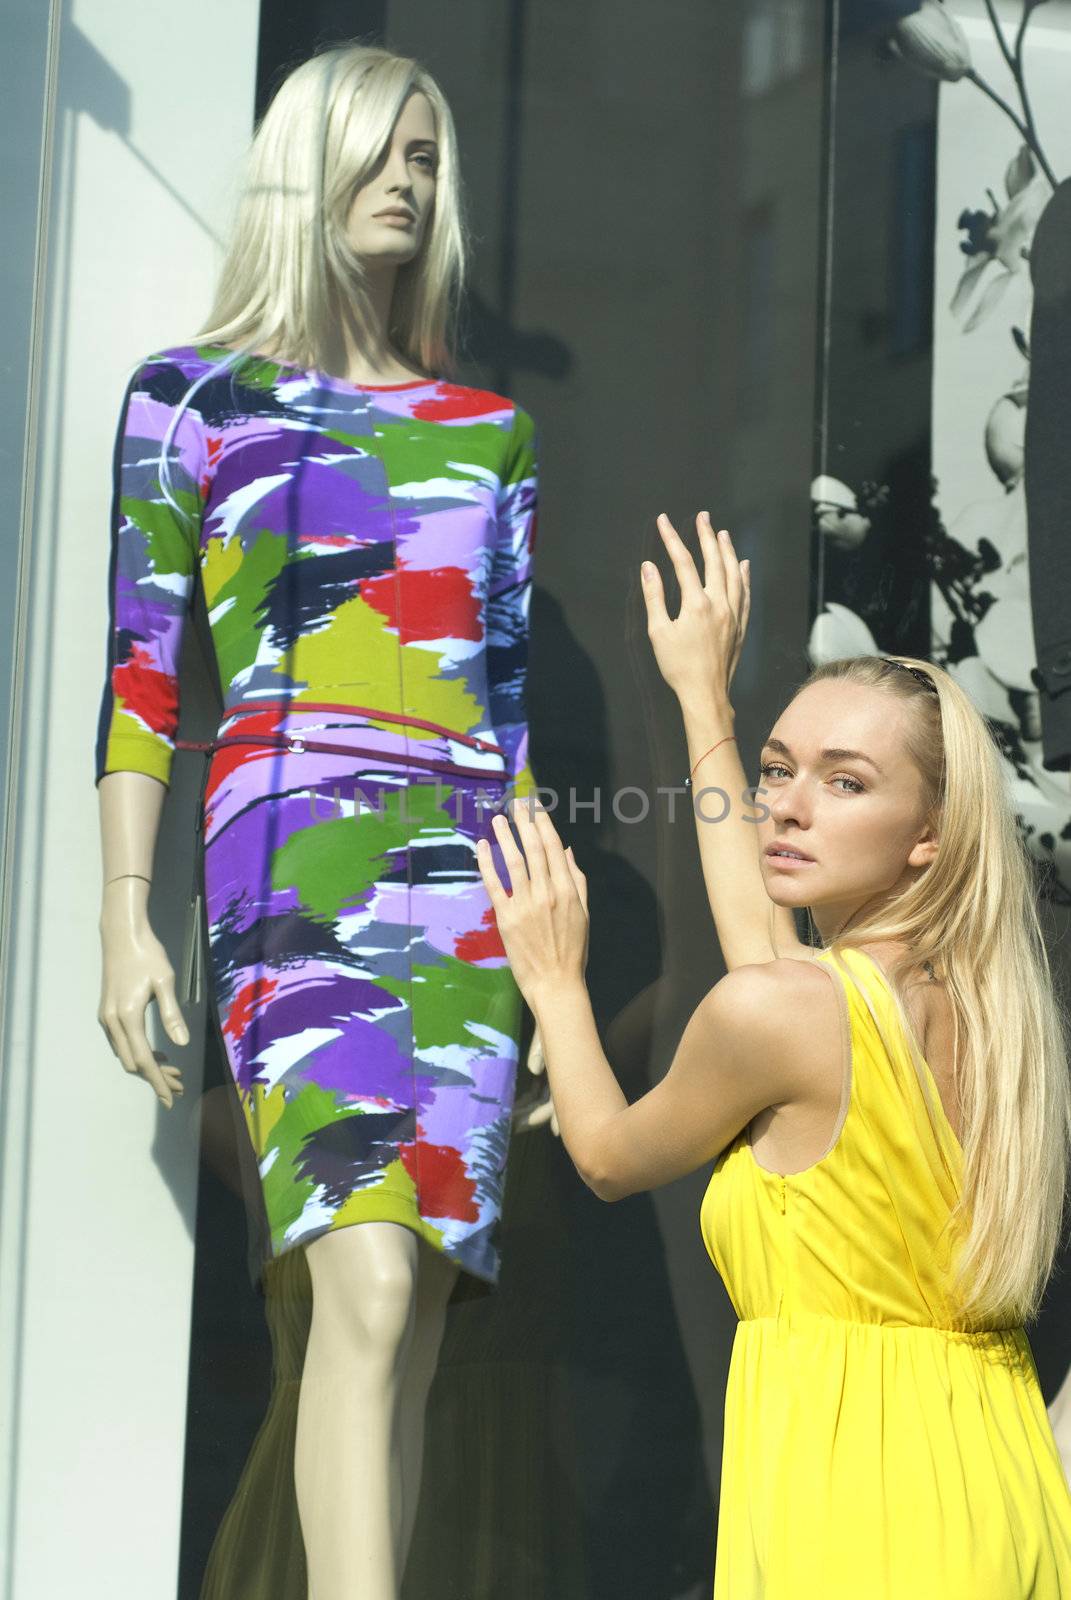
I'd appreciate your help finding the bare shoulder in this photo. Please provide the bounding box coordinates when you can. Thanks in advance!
[704,956,837,1023]
[699,958,842,1099]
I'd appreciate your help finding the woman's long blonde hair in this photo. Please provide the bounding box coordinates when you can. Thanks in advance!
[193,41,467,378]
[799,654,1071,1327]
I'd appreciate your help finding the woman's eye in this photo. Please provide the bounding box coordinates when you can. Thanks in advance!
[758,755,858,793]
[413,153,437,172]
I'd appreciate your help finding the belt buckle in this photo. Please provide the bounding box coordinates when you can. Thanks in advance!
[289,737,305,753]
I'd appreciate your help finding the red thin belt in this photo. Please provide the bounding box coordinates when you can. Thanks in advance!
[174,701,508,786]
[174,697,505,784]
[215,700,504,756]
[174,731,507,785]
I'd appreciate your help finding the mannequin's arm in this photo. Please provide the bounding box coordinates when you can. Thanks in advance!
[97,770,188,1108]
[489,402,557,1119]
[488,403,539,804]
[93,353,207,1109]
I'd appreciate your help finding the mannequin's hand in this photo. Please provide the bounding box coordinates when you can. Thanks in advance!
[641,511,750,705]
[98,908,188,1109]
[510,1023,561,1137]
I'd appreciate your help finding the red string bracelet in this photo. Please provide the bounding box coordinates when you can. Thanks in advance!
[684,734,736,790]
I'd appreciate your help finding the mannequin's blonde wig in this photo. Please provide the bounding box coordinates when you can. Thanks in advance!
[193,41,467,377]
[152,42,467,521]
[788,655,1071,1326]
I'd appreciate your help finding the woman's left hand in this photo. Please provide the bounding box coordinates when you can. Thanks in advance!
[642,511,750,705]
[477,801,590,1007]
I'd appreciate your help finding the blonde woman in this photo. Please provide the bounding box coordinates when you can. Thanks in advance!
[477,511,1071,1596]
[96,44,541,1599]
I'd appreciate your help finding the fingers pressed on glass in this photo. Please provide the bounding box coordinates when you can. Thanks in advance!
[475,841,505,905]
[657,512,703,596]
[492,810,521,854]
[532,804,563,845]
[514,802,553,886]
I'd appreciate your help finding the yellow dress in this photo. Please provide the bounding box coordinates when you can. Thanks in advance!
[700,945,1071,1598]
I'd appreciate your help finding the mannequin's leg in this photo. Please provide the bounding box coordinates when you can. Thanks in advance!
[296,1220,419,1600]
[395,1241,460,1576]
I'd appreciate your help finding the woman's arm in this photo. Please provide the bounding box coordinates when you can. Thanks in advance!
[642,513,806,968]
[677,684,803,969]
[478,801,831,1196]
[528,956,830,1199]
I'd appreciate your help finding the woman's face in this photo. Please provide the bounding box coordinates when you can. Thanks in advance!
[346,90,438,265]
[755,679,938,938]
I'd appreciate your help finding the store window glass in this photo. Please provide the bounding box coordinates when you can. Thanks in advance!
[2,4,1070,1599]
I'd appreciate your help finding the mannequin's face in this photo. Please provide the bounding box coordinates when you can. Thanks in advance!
[346,90,438,267]
[754,680,938,938]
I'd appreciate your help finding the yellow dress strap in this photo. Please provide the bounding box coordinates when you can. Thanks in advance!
[813,944,964,1179]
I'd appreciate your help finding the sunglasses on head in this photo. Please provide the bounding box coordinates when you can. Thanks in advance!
[879,657,939,695]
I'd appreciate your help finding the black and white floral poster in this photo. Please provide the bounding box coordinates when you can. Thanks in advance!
[811,0,1071,900]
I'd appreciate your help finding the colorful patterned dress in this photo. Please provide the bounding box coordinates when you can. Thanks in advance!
[95,342,540,1287]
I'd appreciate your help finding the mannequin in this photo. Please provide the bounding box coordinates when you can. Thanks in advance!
[96,46,549,1600]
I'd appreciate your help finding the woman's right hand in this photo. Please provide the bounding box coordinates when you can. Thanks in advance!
[641,510,750,707]
[98,889,188,1109]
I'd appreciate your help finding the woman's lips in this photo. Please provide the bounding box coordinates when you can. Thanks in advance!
[764,845,815,868]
